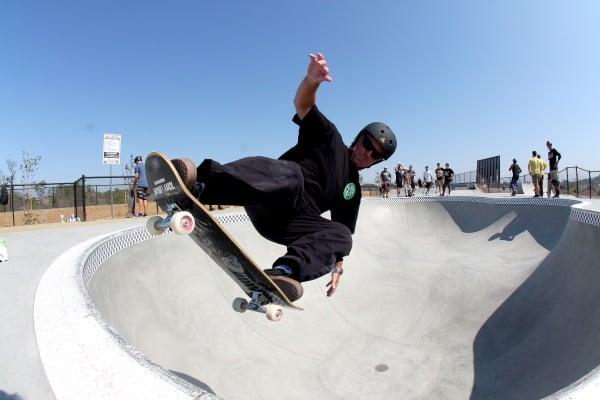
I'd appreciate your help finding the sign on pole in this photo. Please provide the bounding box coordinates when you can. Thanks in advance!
[103,133,122,165]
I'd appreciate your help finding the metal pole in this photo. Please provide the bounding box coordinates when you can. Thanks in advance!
[575,166,579,198]
[566,168,570,195]
[11,178,15,226]
[589,171,592,199]
[73,178,78,220]
[82,175,87,222]
[110,165,114,218]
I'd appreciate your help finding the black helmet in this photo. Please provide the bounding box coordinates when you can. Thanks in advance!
[352,122,397,161]
[134,155,142,162]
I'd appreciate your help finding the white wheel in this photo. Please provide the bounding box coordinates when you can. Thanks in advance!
[232,298,248,313]
[146,216,165,235]
[265,304,283,322]
[170,211,195,235]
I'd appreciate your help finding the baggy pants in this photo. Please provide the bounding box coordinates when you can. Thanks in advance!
[197,157,353,282]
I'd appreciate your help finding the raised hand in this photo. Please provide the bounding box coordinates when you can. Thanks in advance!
[306,53,333,84]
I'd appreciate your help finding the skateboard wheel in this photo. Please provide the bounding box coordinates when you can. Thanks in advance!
[146,216,165,236]
[171,211,195,235]
[232,298,248,313]
[265,304,283,322]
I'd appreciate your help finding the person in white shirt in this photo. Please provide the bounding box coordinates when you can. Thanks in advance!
[422,165,434,196]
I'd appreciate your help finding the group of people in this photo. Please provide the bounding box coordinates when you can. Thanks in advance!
[509,141,562,198]
[379,163,455,197]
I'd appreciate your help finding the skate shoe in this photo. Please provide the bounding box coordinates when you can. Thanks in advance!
[264,267,304,302]
[171,158,197,191]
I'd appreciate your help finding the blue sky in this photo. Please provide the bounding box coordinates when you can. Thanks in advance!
[1,0,598,183]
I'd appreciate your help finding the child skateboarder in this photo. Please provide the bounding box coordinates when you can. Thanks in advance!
[172,53,397,301]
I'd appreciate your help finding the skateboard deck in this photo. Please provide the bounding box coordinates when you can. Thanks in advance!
[145,151,302,321]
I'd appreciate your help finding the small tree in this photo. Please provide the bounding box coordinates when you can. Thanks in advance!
[6,160,16,184]
[18,151,42,224]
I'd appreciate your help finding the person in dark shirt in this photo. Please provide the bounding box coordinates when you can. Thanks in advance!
[133,156,149,217]
[508,159,522,196]
[172,53,397,301]
[546,141,562,198]
[380,167,392,198]
[441,163,454,196]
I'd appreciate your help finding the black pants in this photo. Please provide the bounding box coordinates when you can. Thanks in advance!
[197,157,352,282]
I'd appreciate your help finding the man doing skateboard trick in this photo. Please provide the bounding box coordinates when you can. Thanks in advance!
[173,53,397,302]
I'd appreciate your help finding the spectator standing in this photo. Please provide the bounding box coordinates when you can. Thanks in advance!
[133,155,149,216]
[442,163,454,196]
[508,159,522,196]
[546,141,562,198]
[434,163,444,194]
[422,166,434,196]
[395,164,406,196]
[380,167,392,198]
[537,154,548,197]
[405,165,416,196]
[528,151,542,197]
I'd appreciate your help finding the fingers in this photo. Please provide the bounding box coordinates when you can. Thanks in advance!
[307,52,333,82]
[308,52,325,61]
[326,273,341,297]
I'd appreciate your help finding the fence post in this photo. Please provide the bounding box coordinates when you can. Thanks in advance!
[589,170,592,199]
[575,166,579,198]
[73,178,78,220]
[82,175,87,222]
[10,177,15,226]
[566,168,570,195]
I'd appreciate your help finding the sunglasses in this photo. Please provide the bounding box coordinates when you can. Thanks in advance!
[361,135,385,160]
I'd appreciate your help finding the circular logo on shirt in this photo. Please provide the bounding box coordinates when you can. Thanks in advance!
[343,183,356,200]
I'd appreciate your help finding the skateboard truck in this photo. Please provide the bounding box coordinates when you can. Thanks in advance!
[146,203,195,236]
[232,292,284,322]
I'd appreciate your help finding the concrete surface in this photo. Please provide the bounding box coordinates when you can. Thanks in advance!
[0,218,145,400]
[85,198,600,400]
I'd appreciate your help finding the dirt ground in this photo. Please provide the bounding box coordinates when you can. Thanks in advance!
[0,203,159,229]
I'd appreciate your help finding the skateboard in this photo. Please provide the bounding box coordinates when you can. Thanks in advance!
[144,151,303,322]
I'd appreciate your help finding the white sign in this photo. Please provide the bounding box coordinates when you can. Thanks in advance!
[102,133,121,165]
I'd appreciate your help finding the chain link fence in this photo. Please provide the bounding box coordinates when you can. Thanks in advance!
[0,175,160,227]
[479,166,600,198]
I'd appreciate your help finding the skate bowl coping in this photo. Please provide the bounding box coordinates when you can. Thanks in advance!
[35,197,600,399]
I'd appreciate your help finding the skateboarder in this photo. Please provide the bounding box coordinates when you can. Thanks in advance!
[172,53,397,301]
[509,159,522,196]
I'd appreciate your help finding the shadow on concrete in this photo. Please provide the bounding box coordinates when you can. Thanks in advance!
[469,219,600,399]
[169,370,217,395]
[0,390,24,400]
[441,202,571,250]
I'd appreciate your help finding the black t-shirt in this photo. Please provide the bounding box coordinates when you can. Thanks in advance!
[443,168,454,180]
[279,106,361,233]
[548,148,562,170]
[510,163,521,178]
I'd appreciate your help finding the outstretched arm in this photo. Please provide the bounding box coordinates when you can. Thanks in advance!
[294,53,333,119]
